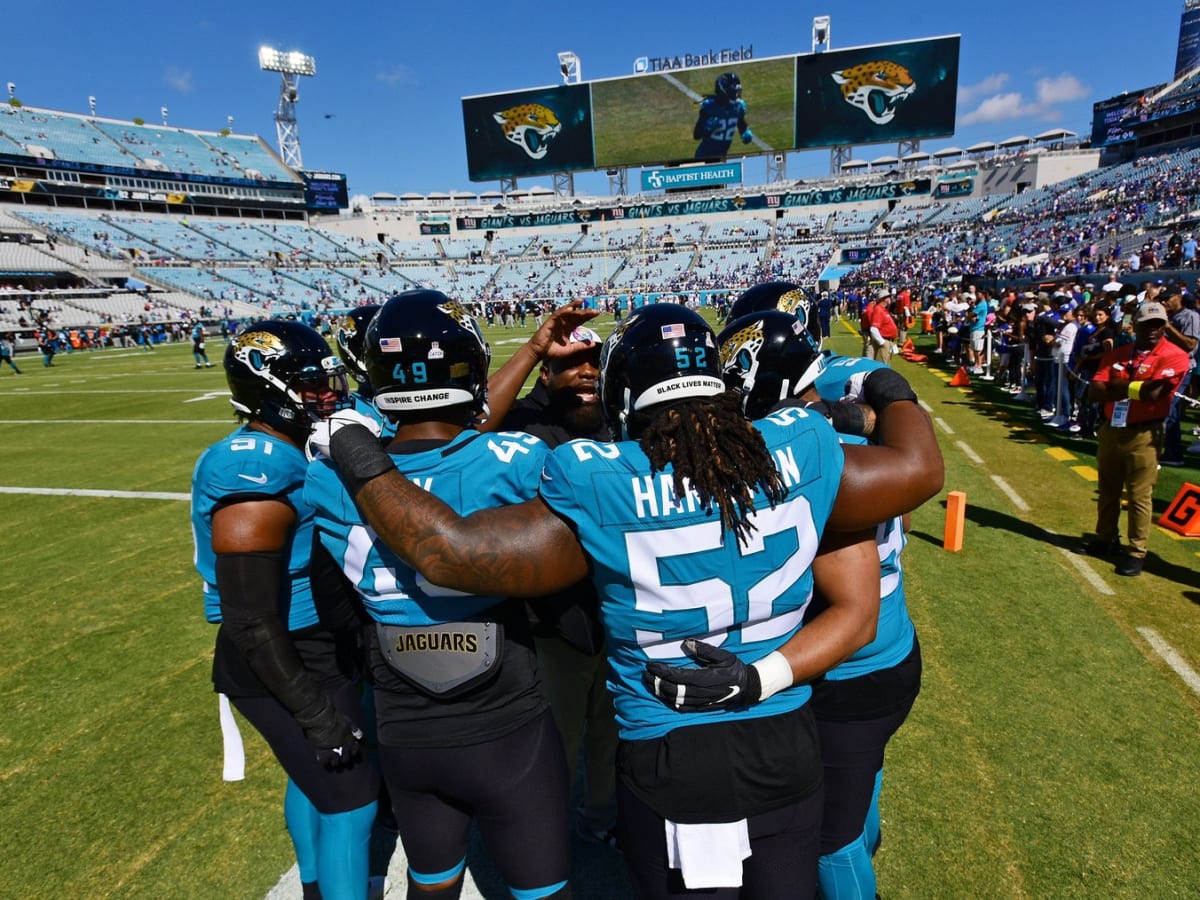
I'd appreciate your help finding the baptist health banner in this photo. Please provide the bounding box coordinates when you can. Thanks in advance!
[641,162,742,192]
[456,178,931,231]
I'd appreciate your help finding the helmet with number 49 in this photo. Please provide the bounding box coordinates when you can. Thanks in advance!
[599,303,725,441]
[365,290,491,419]
[225,319,348,439]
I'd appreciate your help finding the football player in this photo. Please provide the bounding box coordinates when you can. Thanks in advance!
[305,291,573,900]
[649,308,924,900]
[693,72,753,159]
[191,320,379,900]
[312,303,942,898]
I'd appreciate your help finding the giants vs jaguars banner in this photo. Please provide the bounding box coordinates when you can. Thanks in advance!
[793,36,960,149]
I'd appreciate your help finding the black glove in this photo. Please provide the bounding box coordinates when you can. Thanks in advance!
[643,639,762,711]
[294,691,365,771]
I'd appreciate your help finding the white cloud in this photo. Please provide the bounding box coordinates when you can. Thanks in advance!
[1036,74,1089,105]
[961,92,1034,125]
[960,72,1090,126]
[376,66,415,87]
[958,73,1009,105]
[165,66,194,93]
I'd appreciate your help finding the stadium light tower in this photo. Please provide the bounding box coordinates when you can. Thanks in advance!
[88,95,96,117]
[558,51,581,85]
[161,106,169,126]
[259,46,316,170]
[552,51,583,197]
[812,16,830,53]
[6,82,14,101]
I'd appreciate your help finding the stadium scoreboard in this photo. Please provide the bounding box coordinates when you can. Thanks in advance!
[299,171,349,211]
[462,35,959,182]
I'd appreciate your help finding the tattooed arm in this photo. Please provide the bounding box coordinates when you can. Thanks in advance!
[353,468,591,596]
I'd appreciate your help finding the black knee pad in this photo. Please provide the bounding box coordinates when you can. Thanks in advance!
[405,872,463,900]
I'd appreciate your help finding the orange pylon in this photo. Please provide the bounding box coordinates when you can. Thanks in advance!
[948,366,971,387]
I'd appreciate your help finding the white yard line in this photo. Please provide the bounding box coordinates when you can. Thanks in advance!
[0,486,189,501]
[955,440,982,463]
[1054,546,1115,596]
[1137,627,1200,696]
[934,417,954,435]
[989,475,1029,511]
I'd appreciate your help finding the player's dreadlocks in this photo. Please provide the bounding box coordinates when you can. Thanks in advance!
[629,389,787,544]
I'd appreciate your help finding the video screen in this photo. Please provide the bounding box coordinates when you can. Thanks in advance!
[460,36,960,181]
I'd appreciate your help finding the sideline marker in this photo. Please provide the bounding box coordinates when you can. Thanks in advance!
[948,367,971,387]
[1158,482,1200,537]
[943,490,966,551]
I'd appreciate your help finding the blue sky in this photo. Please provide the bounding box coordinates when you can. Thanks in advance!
[2,1,1190,200]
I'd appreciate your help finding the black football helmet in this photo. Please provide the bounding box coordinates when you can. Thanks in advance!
[225,319,348,438]
[599,304,725,441]
[335,304,380,386]
[718,311,825,420]
[729,281,821,343]
[715,72,742,103]
[365,290,491,419]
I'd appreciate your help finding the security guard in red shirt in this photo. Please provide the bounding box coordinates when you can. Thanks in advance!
[1077,301,1190,576]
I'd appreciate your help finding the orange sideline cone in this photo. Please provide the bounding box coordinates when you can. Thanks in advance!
[948,366,971,387]
[901,338,915,353]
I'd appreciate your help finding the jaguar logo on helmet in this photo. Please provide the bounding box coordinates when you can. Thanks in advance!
[774,289,809,317]
[232,330,286,371]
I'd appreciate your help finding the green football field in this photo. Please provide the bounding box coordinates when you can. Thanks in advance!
[591,58,795,168]
[2,312,1200,898]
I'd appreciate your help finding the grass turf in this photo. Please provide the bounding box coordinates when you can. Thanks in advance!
[1,313,1199,897]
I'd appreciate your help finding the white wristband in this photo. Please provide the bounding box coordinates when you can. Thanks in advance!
[751,651,794,701]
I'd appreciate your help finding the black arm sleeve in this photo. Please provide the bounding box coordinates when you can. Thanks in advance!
[215,551,341,741]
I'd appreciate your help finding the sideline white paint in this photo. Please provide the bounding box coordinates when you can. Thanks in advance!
[1054,546,1115,596]
[934,417,954,435]
[955,440,983,464]
[989,475,1029,512]
[0,486,189,501]
[1137,627,1200,696]
[918,399,933,412]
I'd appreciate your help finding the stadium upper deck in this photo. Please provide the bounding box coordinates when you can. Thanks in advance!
[2,99,1199,332]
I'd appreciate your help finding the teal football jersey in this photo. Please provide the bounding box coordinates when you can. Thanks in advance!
[539,408,844,741]
[191,425,319,630]
[304,429,547,626]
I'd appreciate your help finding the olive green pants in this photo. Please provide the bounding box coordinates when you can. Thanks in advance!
[1095,420,1163,558]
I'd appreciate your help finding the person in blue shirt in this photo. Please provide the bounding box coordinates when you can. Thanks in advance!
[191,319,379,900]
[192,322,213,368]
[306,291,588,900]
[312,303,943,898]
[693,72,753,159]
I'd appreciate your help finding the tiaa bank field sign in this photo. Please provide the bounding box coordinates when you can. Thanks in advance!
[641,162,743,192]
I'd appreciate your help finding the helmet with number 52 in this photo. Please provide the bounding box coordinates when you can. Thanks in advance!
[225,319,348,441]
[599,304,725,441]
[365,290,491,422]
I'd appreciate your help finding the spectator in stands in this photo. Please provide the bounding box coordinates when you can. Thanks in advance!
[1183,233,1197,268]
[1074,303,1118,438]
[1160,286,1200,466]
[1078,301,1190,576]
[967,288,990,374]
